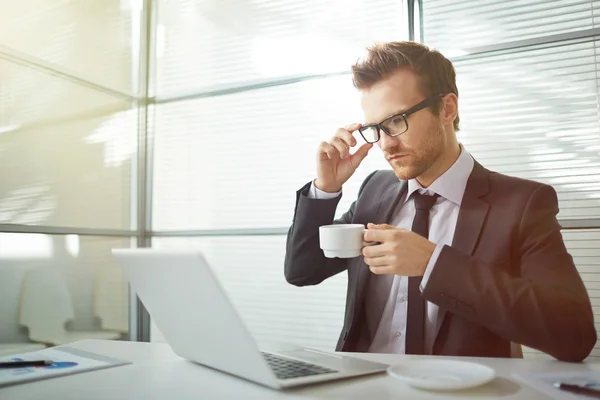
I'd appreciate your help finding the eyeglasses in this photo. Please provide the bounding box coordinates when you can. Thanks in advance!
[358,96,443,144]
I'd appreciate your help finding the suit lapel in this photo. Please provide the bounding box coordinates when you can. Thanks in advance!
[374,180,408,225]
[432,161,491,347]
[353,180,407,330]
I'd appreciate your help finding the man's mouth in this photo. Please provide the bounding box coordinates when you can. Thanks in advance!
[387,154,408,161]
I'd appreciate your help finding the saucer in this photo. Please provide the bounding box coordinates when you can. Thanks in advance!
[387,359,496,390]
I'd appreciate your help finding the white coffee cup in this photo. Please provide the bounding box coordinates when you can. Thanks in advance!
[319,224,374,258]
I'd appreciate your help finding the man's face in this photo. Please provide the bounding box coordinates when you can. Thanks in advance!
[360,68,447,181]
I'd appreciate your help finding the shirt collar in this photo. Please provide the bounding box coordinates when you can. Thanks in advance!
[405,143,475,206]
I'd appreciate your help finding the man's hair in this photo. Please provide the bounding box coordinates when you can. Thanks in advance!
[351,41,460,131]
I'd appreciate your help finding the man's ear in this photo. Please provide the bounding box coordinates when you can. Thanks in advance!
[441,93,458,127]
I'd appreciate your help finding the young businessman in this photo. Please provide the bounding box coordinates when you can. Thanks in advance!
[284,41,596,362]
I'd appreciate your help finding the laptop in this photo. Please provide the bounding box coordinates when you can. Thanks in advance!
[111,248,388,389]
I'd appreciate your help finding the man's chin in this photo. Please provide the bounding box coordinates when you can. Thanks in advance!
[389,164,419,181]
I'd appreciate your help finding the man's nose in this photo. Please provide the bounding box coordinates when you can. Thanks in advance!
[378,131,397,152]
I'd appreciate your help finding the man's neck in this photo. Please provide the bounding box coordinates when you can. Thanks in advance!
[416,142,461,188]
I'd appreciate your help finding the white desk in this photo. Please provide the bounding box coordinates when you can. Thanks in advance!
[2,339,599,399]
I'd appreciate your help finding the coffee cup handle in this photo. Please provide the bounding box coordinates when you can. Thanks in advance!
[362,229,377,247]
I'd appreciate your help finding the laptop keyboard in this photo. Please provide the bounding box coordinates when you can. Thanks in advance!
[261,352,338,380]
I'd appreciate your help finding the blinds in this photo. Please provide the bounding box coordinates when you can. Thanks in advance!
[152,74,391,230]
[0,55,136,229]
[150,231,600,358]
[152,0,408,230]
[0,0,137,95]
[423,1,600,359]
[422,0,600,50]
[0,1,137,229]
[0,57,131,129]
[152,236,347,350]
[151,0,406,349]
[151,0,600,359]
[154,0,406,97]
[451,38,600,219]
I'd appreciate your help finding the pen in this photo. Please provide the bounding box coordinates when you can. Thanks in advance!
[0,360,54,369]
[554,382,600,398]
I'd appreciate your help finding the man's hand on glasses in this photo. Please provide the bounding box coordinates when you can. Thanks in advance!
[314,123,373,193]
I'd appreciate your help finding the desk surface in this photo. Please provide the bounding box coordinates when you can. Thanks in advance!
[2,339,599,399]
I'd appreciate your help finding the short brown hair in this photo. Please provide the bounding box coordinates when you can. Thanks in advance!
[351,41,460,131]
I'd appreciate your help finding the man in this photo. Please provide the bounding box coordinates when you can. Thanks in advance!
[284,41,596,362]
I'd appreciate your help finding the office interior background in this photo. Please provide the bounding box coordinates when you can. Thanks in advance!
[0,0,599,360]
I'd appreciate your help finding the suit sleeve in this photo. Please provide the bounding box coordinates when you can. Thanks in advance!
[422,184,597,362]
[284,172,376,286]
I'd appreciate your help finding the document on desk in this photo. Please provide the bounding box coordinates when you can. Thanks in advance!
[0,346,131,388]
[513,371,600,399]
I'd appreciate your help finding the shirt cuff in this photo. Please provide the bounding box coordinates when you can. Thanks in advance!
[420,244,444,292]
[308,180,342,199]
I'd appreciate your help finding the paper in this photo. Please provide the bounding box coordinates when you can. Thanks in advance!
[513,371,600,399]
[0,346,130,388]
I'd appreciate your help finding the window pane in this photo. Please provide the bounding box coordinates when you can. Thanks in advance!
[423,0,599,51]
[0,234,132,355]
[0,59,137,229]
[454,38,600,219]
[150,231,600,360]
[152,74,390,230]
[522,229,600,359]
[154,0,407,97]
[0,0,140,94]
[150,236,347,351]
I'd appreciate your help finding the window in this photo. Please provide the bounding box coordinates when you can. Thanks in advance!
[151,236,347,350]
[422,0,600,51]
[0,0,138,351]
[0,0,139,94]
[150,0,408,346]
[453,38,600,220]
[0,59,137,229]
[422,0,600,358]
[153,0,407,98]
[152,75,391,231]
[12,0,597,359]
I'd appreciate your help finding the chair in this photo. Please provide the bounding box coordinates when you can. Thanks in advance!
[19,267,121,345]
[0,267,47,356]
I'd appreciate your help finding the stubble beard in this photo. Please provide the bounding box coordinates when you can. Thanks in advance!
[387,124,445,182]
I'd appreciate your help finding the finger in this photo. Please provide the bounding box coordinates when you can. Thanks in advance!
[331,136,350,159]
[369,265,395,275]
[363,255,392,267]
[364,228,396,243]
[362,243,388,258]
[366,223,395,230]
[350,143,373,166]
[318,141,333,154]
[319,141,340,160]
[336,127,357,147]
[343,123,362,133]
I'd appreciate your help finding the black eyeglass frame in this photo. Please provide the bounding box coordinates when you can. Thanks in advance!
[358,94,446,143]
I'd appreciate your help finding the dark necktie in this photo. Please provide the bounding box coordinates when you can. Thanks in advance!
[406,191,439,355]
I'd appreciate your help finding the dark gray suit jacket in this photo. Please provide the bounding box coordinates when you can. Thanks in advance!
[284,161,596,362]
